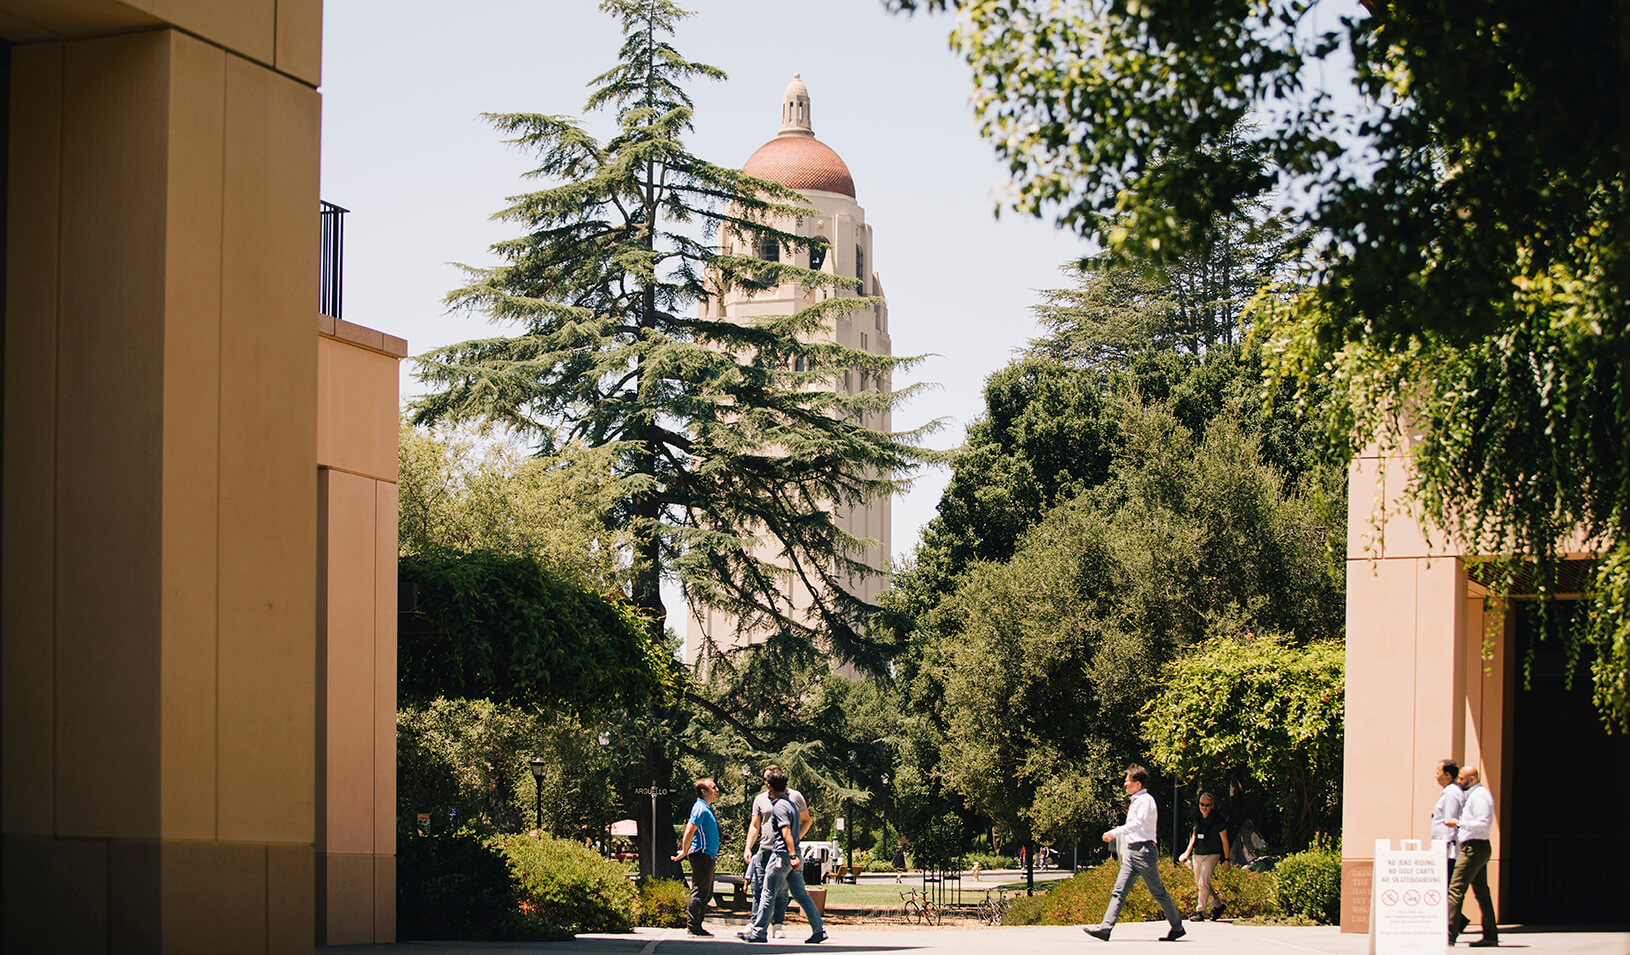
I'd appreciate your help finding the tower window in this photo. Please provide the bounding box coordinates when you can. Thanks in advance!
[760,238,779,262]
[809,243,827,271]
[861,333,868,350]
[855,245,865,294]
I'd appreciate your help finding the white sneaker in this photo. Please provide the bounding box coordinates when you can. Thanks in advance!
[772,925,785,938]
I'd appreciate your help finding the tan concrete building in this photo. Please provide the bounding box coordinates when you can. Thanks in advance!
[685,76,893,670]
[2,2,402,948]
[1339,447,1626,931]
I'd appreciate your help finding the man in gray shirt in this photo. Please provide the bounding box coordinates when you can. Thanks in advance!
[1445,766,1498,947]
[743,763,811,938]
[738,770,827,944]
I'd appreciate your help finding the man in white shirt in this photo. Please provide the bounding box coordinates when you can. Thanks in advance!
[1083,765,1185,943]
[1445,766,1499,947]
[1430,758,1464,887]
[743,764,812,939]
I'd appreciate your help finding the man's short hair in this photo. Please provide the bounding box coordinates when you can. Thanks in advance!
[766,770,789,793]
[1126,764,1152,789]
[1459,766,1480,785]
[1438,759,1460,779]
[694,777,715,798]
[762,763,783,780]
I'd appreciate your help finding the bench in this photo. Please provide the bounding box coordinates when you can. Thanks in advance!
[714,874,751,909]
[829,864,863,883]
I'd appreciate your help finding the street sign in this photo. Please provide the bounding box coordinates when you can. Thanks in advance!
[1368,839,1448,955]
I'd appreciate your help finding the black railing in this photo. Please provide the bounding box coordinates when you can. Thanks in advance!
[320,201,348,319]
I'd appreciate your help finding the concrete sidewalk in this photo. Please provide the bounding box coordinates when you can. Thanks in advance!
[320,921,1628,955]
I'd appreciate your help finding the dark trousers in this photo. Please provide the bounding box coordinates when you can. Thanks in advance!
[686,852,716,932]
[1447,839,1497,941]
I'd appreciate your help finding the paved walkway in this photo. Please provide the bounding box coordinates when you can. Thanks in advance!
[320,922,1628,955]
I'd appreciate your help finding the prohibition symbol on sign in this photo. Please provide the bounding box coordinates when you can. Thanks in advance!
[1403,890,1421,906]
[1425,890,1442,906]
[1381,889,1399,906]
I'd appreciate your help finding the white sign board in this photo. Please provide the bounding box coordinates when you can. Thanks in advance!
[1368,839,1448,955]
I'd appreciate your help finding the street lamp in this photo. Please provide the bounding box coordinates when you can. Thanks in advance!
[529,757,548,836]
[741,763,755,832]
[846,750,856,867]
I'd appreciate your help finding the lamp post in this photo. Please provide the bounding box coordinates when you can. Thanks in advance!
[530,757,548,837]
[845,750,856,868]
[741,763,755,837]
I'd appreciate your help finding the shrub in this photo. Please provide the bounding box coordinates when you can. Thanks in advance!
[637,879,690,928]
[864,859,897,873]
[1005,858,1276,925]
[1272,843,1342,924]
[398,827,543,941]
[495,835,638,933]
[963,852,1019,871]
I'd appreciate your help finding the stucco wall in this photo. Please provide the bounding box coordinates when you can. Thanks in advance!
[315,322,403,944]
[2,2,325,950]
[1339,451,1510,933]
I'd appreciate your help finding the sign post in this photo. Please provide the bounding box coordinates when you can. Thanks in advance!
[1368,839,1448,954]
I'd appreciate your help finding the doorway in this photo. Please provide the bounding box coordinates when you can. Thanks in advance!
[1503,599,1630,926]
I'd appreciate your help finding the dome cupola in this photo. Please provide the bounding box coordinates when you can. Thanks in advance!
[742,75,855,199]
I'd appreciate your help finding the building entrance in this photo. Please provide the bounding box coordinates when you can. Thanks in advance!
[1504,601,1630,926]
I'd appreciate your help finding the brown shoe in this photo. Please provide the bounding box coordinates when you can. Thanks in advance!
[1469,939,1499,948]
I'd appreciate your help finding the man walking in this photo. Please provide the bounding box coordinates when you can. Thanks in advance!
[1083,765,1186,943]
[1430,759,1464,888]
[738,770,827,944]
[671,777,720,938]
[743,763,811,939]
[1445,766,1499,947]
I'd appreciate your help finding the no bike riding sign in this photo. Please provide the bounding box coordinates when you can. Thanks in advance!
[1368,839,1448,955]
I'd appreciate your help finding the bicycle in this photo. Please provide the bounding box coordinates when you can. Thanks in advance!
[900,887,938,925]
[977,887,1011,926]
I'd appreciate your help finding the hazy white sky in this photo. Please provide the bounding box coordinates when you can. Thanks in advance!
[320,0,1095,558]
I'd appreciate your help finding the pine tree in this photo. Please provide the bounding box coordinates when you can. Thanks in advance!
[413,0,933,672]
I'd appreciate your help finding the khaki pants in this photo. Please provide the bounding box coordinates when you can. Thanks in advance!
[1190,852,1223,912]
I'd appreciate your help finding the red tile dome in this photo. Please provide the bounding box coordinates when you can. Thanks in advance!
[743,135,855,198]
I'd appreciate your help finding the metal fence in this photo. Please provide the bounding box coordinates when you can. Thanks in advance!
[320,201,348,319]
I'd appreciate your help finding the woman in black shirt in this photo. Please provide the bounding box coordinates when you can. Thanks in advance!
[1178,793,1232,920]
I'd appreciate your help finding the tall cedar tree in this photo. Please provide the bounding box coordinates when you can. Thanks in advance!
[414,0,931,673]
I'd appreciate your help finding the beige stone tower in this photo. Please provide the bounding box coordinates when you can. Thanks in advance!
[685,75,892,671]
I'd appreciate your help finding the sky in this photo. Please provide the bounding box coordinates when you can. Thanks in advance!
[320,0,1096,560]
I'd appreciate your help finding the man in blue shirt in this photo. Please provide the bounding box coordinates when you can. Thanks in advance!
[672,777,720,937]
[738,770,827,944]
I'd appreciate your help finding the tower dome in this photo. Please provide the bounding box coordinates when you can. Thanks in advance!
[742,74,856,199]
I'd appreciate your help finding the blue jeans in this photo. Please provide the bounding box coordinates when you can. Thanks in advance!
[744,851,824,939]
[747,849,790,925]
[1100,842,1182,931]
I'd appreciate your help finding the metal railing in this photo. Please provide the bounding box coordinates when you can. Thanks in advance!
[320,201,348,318]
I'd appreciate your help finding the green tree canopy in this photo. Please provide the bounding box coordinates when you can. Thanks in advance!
[918,394,1343,850]
[398,550,669,714]
[414,0,935,671]
[398,422,628,587]
[886,0,1630,728]
[1143,635,1345,847]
